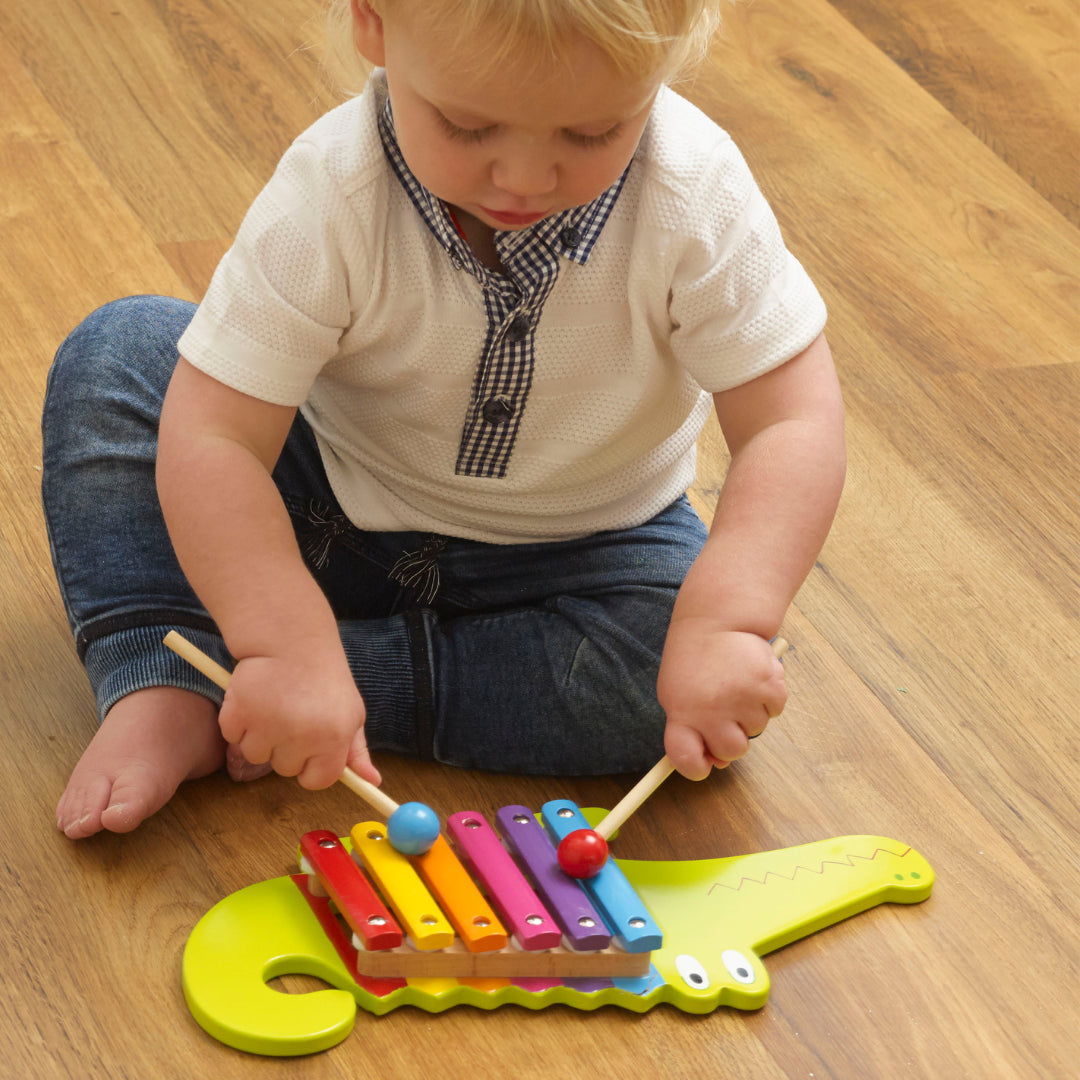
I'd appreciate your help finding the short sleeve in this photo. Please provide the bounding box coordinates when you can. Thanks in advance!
[667,137,827,393]
[178,129,368,406]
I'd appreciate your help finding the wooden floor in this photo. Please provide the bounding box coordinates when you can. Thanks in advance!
[2,0,1078,1076]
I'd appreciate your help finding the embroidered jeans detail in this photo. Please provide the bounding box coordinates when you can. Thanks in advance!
[388,536,447,604]
[301,499,351,571]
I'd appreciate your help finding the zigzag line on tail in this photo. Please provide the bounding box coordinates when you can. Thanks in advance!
[705,845,913,895]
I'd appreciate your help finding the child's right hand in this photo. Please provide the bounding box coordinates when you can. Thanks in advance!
[217,645,380,791]
[156,357,382,792]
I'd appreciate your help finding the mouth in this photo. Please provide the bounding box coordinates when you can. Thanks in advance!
[480,207,548,227]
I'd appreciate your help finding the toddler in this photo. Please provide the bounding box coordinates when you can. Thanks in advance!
[43,0,845,838]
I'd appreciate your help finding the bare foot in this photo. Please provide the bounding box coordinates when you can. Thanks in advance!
[56,687,226,839]
[225,743,273,783]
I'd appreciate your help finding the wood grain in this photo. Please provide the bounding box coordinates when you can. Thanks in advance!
[827,0,1080,225]
[1,0,1078,1075]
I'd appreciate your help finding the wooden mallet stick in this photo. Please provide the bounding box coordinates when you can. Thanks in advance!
[557,637,789,877]
[594,755,675,841]
[595,636,789,840]
[162,631,433,846]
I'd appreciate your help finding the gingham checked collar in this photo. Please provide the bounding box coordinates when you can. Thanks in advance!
[376,99,629,271]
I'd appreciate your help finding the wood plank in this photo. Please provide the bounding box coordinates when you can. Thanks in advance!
[1,0,1078,1075]
[0,0,333,243]
[0,42,231,1080]
[157,239,231,300]
[0,36,190,597]
[609,604,1080,1076]
[690,0,1080,870]
[748,611,1080,1077]
[691,0,1079,379]
[826,0,1080,225]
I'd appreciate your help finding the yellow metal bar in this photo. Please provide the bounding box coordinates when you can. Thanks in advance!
[350,823,454,951]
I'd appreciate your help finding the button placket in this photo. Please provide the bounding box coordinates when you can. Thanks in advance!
[453,229,565,477]
[505,313,531,342]
[481,395,515,425]
[470,284,524,409]
[377,93,631,479]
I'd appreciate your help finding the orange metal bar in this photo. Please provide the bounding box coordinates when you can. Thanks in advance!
[414,835,508,953]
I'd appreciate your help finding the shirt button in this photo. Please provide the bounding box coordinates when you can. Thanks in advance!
[559,225,581,249]
[448,247,464,270]
[506,314,531,341]
[482,396,515,424]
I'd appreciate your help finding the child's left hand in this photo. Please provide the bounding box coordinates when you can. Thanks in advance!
[657,622,786,780]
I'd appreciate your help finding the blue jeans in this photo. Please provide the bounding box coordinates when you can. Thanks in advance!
[41,296,708,775]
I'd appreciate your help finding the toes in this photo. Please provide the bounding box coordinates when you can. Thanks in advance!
[226,744,273,783]
[57,774,113,838]
[58,765,177,838]
[98,765,178,834]
[99,799,145,834]
[62,814,102,840]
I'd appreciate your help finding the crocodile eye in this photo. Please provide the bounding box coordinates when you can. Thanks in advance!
[722,949,756,984]
[675,954,710,989]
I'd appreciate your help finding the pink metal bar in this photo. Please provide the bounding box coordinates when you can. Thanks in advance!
[446,811,562,951]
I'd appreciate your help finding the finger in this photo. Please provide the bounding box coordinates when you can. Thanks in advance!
[296,750,349,791]
[765,664,788,717]
[741,703,773,741]
[748,676,787,738]
[216,694,246,745]
[664,724,713,782]
[235,730,272,765]
[268,745,309,779]
[696,712,753,765]
[346,730,381,787]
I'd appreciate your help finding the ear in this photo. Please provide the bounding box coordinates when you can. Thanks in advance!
[351,0,386,66]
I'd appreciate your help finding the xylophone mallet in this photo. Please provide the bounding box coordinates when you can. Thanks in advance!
[162,630,440,855]
[339,777,441,857]
[558,637,789,878]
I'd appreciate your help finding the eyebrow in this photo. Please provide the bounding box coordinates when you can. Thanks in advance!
[428,95,651,132]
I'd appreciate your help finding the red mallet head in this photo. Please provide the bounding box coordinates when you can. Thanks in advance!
[557,828,609,879]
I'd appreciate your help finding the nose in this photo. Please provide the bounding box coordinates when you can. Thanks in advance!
[490,144,558,199]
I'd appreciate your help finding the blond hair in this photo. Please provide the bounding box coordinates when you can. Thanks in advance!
[323,0,724,93]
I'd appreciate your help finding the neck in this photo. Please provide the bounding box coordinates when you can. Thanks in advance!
[448,205,505,273]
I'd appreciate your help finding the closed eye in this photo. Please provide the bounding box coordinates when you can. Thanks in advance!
[563,124,623,149]
[434,110,495,144]
[434,108,622,149]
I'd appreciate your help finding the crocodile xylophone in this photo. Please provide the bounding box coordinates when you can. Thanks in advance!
[182,802,934,1056]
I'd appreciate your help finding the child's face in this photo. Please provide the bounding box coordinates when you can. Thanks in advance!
[360,4,660,230]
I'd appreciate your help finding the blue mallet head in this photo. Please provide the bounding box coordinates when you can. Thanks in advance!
[386,801,441,855]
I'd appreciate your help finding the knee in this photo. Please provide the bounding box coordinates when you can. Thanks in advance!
[47,296,194,405]
[44,296,195,447]
[559,587,674,687]
[551,590,675,769]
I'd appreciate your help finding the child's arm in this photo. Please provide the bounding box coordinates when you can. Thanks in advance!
[657,332,845,780]
[156,358,381,791]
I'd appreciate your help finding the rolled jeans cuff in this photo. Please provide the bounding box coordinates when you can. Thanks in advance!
[84,617,425,759]
[84,624,231,721]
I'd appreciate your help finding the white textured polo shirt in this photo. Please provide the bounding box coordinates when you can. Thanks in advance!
[178,72,827,543]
